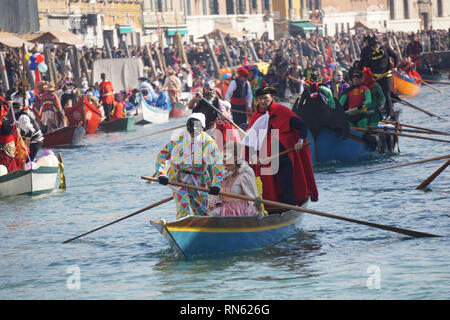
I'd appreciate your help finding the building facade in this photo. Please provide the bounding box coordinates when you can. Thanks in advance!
[388,0,450,32]
[185,0,274,41]
[31,0,144,48]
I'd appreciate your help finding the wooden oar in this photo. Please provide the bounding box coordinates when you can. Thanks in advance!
[201,98,247,136]
[413,76,443,93]
[416,159,450,190]
[351,127,450,143]
[392,97,439,118]
[125,124,185,143]
[367,126,449,136]
[257,142,311,165]
[141,176,440,238]
[62,195,174,244]
[423,79,450,85]
[345,154,450,176]
[380,120,450,136]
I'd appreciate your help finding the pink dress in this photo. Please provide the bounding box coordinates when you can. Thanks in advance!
[209,162,259,217]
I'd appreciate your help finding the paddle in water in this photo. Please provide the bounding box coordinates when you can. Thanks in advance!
[62,196,173,244]
[416,160,450,190]
[141,176,441,238]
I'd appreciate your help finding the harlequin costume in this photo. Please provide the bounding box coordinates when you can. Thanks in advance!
[155,114,223,220]
[244,87,318,210]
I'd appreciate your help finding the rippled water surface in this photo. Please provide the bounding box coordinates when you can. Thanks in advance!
[1,79,449,300]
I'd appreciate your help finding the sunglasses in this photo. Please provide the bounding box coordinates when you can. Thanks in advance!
[352,74,363,79]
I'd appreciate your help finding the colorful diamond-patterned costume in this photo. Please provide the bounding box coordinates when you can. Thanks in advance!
[156,130,223,220]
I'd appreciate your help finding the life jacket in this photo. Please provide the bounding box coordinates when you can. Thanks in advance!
[110,101,125,120]
[230,79,249,106]
[347,84,368,111]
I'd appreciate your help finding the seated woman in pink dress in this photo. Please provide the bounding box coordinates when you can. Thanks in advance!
[209,142,261,217]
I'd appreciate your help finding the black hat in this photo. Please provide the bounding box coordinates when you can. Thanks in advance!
[254,86,278,97]
[368,37,379,47]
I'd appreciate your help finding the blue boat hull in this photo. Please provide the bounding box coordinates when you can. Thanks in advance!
[309,128,376,163]
[151,210,305,259]
[308,127,396,163]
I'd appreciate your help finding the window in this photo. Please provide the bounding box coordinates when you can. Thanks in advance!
[403,0,409,19]
[263,0,270,13]
[226,0,234,14]
[157,0,163,12]
[187,0,192,15]
[203,0,208,15]
[389,0,395,20]
[252,0,257,11]
[237,0,245,14]
[437,0,443,17]
[210,0,219,15]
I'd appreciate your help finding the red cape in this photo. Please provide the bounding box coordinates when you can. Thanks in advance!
[249,101,318,206]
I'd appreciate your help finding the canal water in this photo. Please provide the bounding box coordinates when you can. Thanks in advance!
[0,79,449,300]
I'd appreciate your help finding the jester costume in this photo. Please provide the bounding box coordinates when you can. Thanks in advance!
[156,130,223,220]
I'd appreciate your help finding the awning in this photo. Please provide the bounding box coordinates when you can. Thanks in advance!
[0,32,33,48]
[290,21,323,34]
[30,31,87,46]
[119,26,133,34]
[167,28,188,36]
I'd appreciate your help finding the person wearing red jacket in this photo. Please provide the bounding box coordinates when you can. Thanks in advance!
[243,87,318,212]
[0,98,19,173]
[99,73,115,121]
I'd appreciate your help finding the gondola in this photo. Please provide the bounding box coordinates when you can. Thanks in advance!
[150,207,306,259]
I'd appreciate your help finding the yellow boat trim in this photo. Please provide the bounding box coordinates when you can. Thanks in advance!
[166,218,299,233]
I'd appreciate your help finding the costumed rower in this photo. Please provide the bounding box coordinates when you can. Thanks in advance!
[339,69,372,129]
[243,86,318,211]
[36,82,66,134]
[304,72,335,109]
[155,113,223,220]
[225,67,253,126]
[361,67,386,127]
[360,37,398,118]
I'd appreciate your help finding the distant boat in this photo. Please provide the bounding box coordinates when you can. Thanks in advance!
[98,116,135,132]
[292,88,397,163]
[65,96,102,134]
[128,97,170,125]
[392,71,421,97]
[0,166,58,197]
[150,208,306,259]
[43,126,85,148]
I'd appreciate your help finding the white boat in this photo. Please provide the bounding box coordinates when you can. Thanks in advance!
[134,97,170,125]
[0,166,58,197]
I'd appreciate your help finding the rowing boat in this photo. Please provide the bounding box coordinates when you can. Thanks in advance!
[392,71,421,97]
[150,206,306,259]
[98,116,135,132]
[65,96,102,134]
[134,98,170,125]
[43,126,85,148]
[0,166,58,197]
[292,91,397,163]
